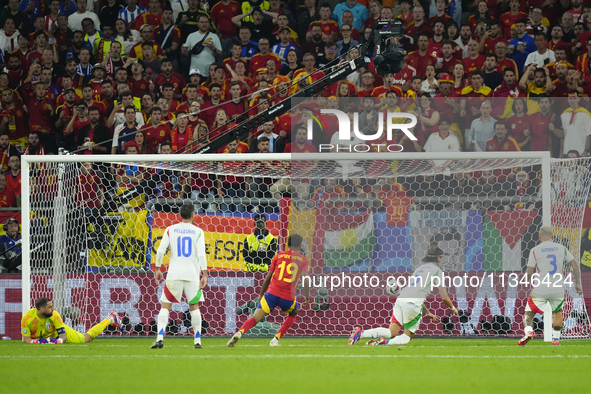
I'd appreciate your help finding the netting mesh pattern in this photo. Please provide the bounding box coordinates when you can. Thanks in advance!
[18,156,591,339]
[108,157,543,180]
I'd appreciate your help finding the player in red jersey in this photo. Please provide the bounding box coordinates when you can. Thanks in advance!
[227,234,310,347]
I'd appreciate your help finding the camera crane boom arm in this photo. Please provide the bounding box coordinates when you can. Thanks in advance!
[188,19,405,155]
[191,56,367,155]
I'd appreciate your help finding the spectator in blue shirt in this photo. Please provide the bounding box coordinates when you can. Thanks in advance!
[509,18,535,74]
[332,0,368,31]
[0,218,21,273]
[271,27,298,67]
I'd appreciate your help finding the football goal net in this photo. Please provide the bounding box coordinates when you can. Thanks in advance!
[19,152,590,340]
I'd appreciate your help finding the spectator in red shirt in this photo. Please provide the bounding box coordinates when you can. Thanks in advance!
[507,97,532,150]
[249,37,282,77]
[128,59,152,98]
[65,102,90,149]
[427,20,446,58]
[405,5,433,42]
[200,82,223,126]
[0,133,18,174]
[469,1,494,31]
[0,174,16,208]
[114,141,145,191]
[170,109,194,152]
[311,3,339,42]
[153,59,185,98]
[216,139,246,213]
[79,84,107,120]
[76,106,110,155]
[429,0,453,26]
[437,39,461,78]
[74,162,104,208]
[485,121,521,152]
[223,81,248,122]
[211,0,240,57]
[284,124,317,154]
[5,155,20,198]
[132,0,162,30]
[499,0,528,39]
[462,40,486,74]
[141,106,171,153]
[0,89,29,145]
[160,82,179,114]
[406,34,437,79]
[23,131,45,156]
[27,82,56,153]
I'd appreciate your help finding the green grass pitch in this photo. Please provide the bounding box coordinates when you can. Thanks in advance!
[2,337,590,393]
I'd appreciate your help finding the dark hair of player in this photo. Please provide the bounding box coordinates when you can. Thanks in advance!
[288,234,303,248]
[180,202,195,220]
[422,246,444,262]
[36,297,51,310]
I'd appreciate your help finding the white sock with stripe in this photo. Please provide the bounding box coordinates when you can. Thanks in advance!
[191,309,202,344]
[387,334,411,345]
[360,328,392,339]
[156,308,169,341]
[524,326,533,336]
[552,330,561,340]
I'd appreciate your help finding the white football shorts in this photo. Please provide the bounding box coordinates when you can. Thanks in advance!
[391,299,423,333]
[525,296,564,315]
[161,280,204,304]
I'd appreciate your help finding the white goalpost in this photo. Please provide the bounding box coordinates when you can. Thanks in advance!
[19,152,589,341]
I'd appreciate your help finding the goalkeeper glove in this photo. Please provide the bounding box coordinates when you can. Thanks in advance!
[49,337,63,344]
[32,338,48,344]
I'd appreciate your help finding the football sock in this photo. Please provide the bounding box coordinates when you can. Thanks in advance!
[524,326,533,336]
[239,317,257,334]
[156,308,169,341]
[275,315,296,339]
[190,309,202,344]
[86,318,110,339]
[552,330,561,340]
[387,334,411,345]
[360,328,391,339]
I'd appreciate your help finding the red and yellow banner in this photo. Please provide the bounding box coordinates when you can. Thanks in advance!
[150,213,280,271]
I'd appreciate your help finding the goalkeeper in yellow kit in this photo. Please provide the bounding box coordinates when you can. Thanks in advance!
[21,297,121,344]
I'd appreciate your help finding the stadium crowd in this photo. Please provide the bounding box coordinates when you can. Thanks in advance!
[0,0,588,216]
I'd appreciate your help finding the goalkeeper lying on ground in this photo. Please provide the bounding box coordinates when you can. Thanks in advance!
[21,297,121,344]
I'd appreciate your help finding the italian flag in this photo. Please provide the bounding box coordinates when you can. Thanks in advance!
[312,205,376,269]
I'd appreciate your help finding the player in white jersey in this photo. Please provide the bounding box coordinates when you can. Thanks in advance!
[518,226,583,346]
[349,246,459,346]
[151,202,208,349]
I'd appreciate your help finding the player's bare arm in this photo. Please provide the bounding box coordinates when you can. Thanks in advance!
[201,270,208,289]
[154,266,164,285]
[438,286,459,316]
[525,266,535,283]
[258,269,274,302]
[569,259,583,295]
[422,305,440,322]
[302,279,310,308]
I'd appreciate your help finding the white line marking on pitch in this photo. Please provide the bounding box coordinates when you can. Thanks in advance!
[0,354,589,359]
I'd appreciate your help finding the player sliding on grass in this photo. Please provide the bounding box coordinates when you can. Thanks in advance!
[21,297,121,344]
[518,226,583,347]
[152,201,208,349]
[349,246,458,346]
[227,234,310,347]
